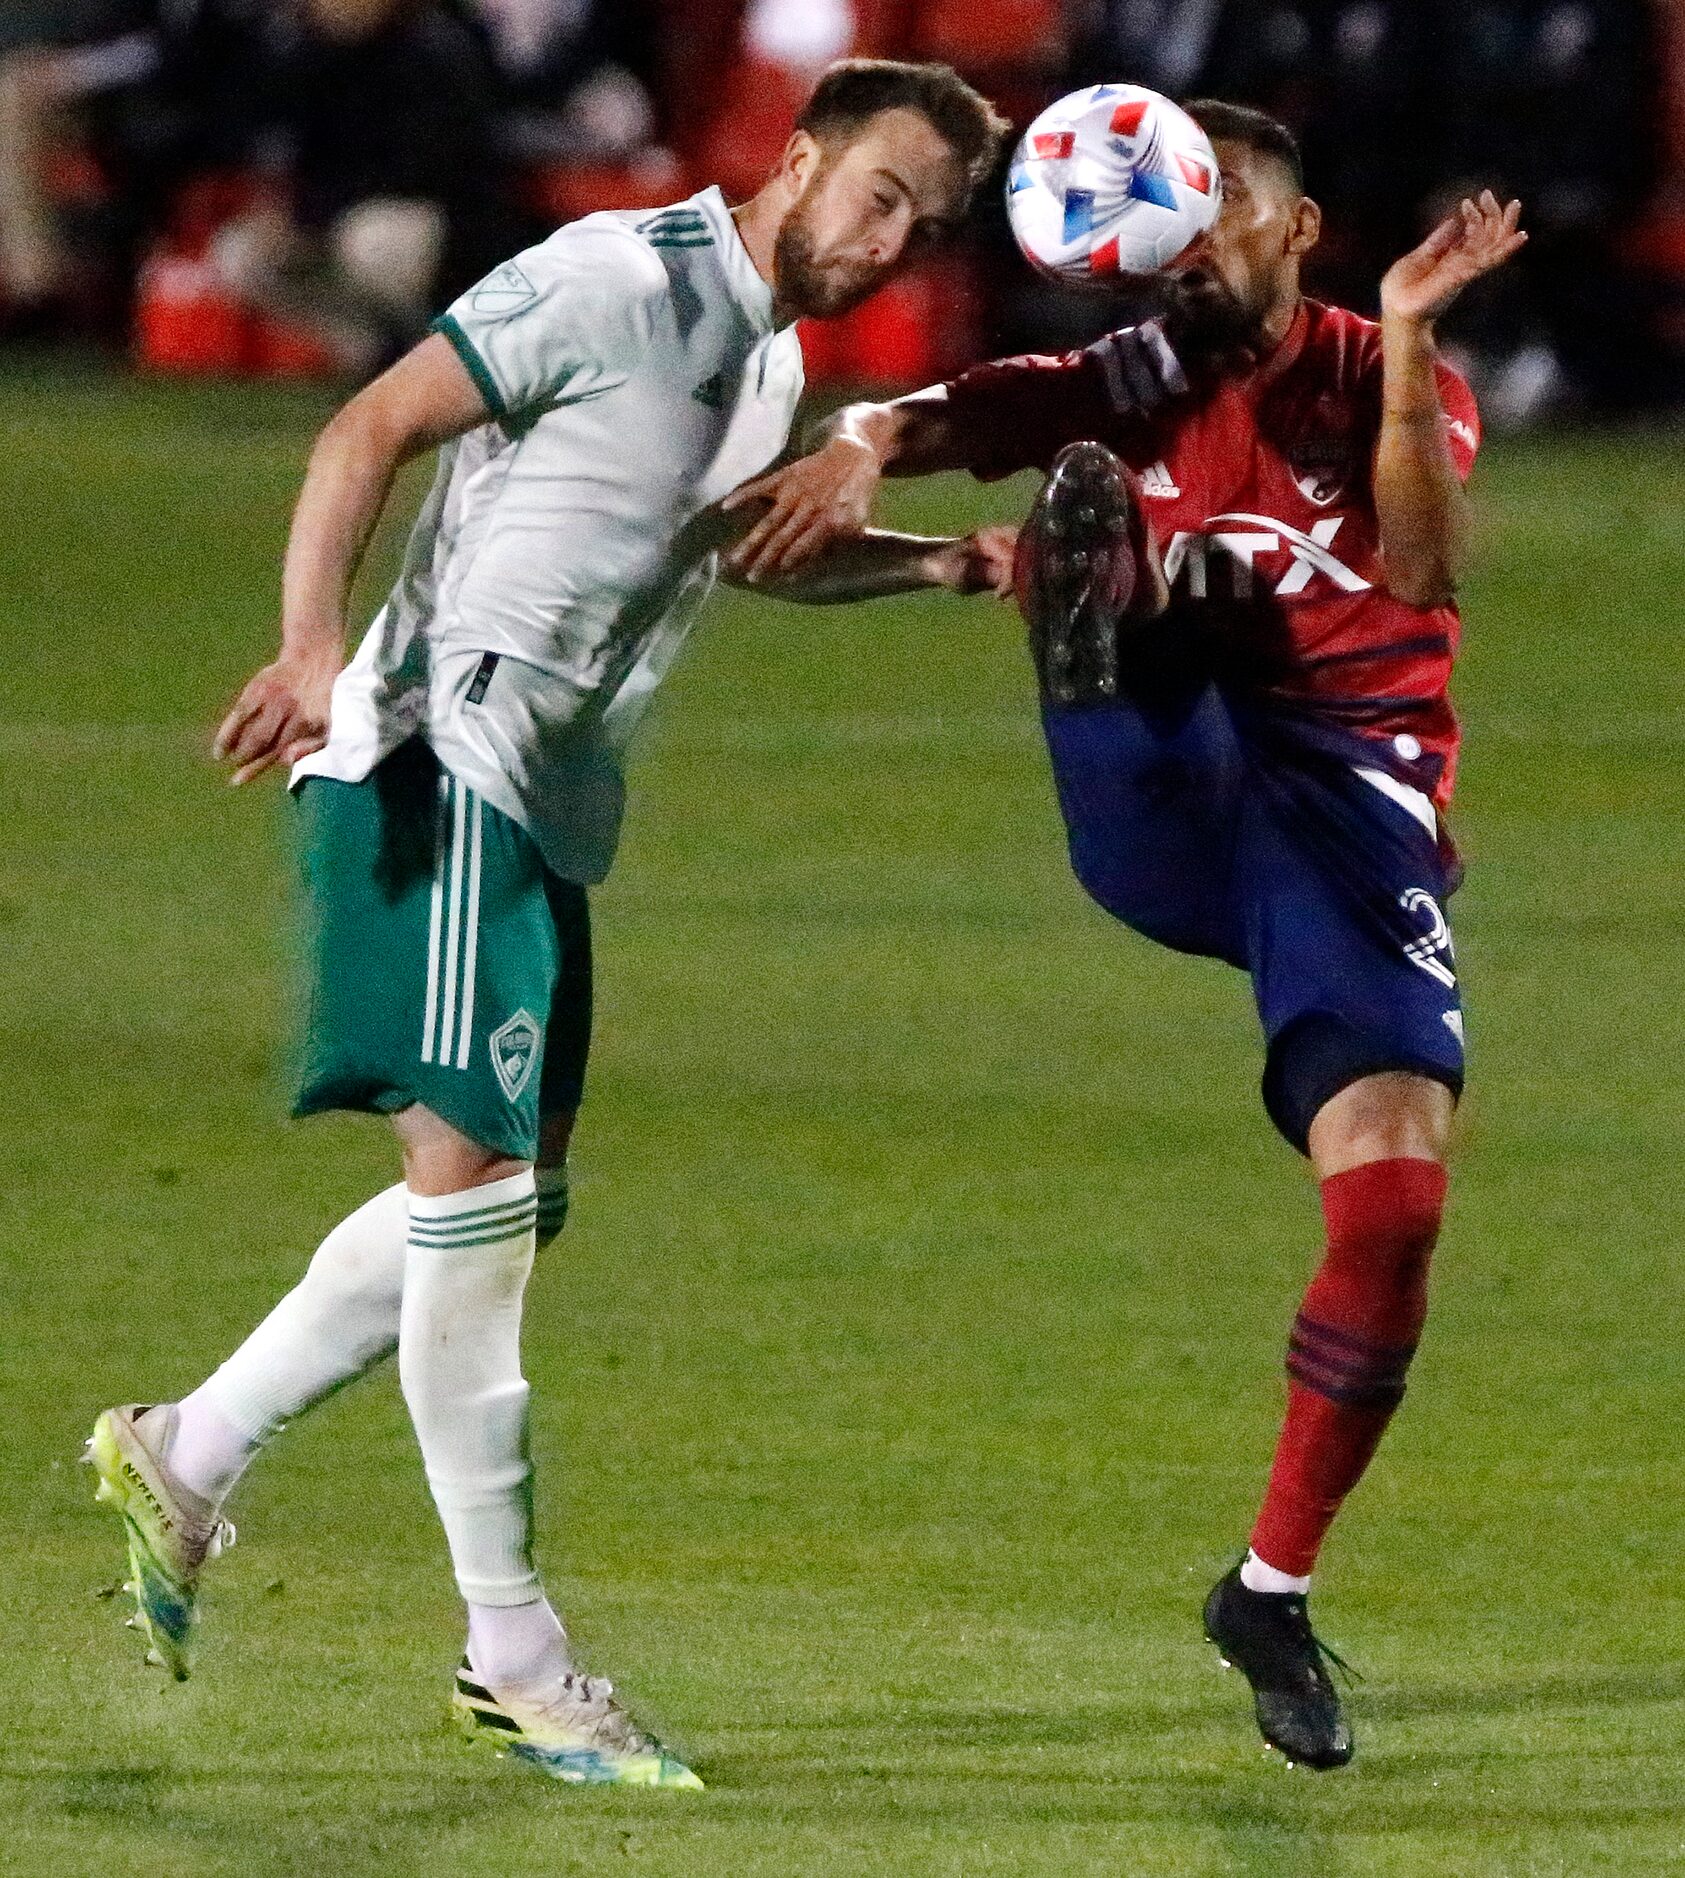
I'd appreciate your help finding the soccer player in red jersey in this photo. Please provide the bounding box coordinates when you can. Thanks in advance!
[727,100,1526,1768]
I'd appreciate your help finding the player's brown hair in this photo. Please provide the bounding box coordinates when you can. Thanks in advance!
[1182,99,1305,192]
[797,59,1011,196]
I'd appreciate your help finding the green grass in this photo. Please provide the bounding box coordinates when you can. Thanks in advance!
[2,366,1684,1875]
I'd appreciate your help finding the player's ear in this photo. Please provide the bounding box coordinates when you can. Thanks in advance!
[777,129,822,200]
[1287,194,1321,258]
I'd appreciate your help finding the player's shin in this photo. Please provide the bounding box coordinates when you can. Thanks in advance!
[399,1170,572,1691]
[166,1181,411,1507]
[1248,1157,1447,1580]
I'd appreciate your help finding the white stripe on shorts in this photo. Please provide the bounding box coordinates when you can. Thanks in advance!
[455,792,483,1069]
[421,773,450,1064]
[437,779,468,1064]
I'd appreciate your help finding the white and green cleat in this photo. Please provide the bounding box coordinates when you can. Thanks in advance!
[83,1404,233,1681]
[452,1659,704,1789]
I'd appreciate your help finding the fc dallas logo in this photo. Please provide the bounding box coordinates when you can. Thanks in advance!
[1289,395,1354,506]
[1289,435,1351,506]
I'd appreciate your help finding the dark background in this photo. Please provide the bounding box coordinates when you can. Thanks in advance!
[3,0,1682,425]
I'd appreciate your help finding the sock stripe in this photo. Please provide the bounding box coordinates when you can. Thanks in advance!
[1291,1312,1418,1364]
[408,1215,538,1251]
[408,1194,539,1230]
[1286,1345,1409,1407]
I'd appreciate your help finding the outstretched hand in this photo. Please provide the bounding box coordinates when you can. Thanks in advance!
[722,434,882,584]
[1381,191,1526,326]
[213,648,341,785]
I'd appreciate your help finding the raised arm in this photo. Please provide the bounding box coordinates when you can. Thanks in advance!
[214,335,490,784]
[1375,191,1525,607]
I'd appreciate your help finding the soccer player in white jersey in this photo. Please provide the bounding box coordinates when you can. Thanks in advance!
[85,60,1009,1789]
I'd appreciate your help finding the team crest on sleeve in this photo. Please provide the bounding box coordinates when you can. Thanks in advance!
[490,1009,542,1101]
[470,262,539,319]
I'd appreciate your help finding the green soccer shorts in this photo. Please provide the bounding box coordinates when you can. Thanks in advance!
[292,739,591,1161]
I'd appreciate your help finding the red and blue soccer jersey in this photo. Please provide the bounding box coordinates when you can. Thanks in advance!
[942,299,1480,811]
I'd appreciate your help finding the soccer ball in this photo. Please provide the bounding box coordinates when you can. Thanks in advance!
[1005,84,1221,284]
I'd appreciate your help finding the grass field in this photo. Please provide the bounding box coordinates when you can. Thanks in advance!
[3,366,1684,1876]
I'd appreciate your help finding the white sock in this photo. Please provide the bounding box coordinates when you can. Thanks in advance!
[171,1183,409,1506]
[400,1172,548,1623]
[467,1596,572,1691]
[1241,1548,1312,1596]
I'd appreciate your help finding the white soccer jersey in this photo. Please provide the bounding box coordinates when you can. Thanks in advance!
[292,186,805,883]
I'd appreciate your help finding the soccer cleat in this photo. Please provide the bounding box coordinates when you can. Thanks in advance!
[1015,439,1168,706]
[452,1658,703,1788]
[1203,1562,1355,1769]
[84,1404,233,1681]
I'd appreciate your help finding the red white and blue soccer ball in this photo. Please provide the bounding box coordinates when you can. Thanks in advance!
[1006,84,1221,284]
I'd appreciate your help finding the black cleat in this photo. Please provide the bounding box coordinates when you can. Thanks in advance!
[1015,440,1166,706]
[1203,1563,1356,1769]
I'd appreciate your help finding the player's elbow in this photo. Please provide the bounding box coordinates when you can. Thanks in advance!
[315,388,415,478]
[1384,557,1459,609]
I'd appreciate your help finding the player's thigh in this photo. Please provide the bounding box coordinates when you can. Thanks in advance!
[293,742,565,1162]
[536,873,592,1165]
[1241,773,1463,1156]
[1039,680,1246,959]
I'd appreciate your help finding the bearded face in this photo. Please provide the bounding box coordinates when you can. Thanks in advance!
[773,174,898,320]
[1159,262,1273,358]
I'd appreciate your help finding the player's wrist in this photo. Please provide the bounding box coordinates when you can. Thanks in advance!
[829,405,897,470]
[277,623,347,670]
[921,539,965,590]
[1380,304,1438,344]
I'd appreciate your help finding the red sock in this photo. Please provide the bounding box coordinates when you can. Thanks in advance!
[1249,1157,1447,1578]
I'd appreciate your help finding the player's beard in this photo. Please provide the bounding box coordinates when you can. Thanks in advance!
[773,191,885,320]
[1159,268,1271,369]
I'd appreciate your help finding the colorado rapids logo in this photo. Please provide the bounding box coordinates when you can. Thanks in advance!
[490,1010,541,1102]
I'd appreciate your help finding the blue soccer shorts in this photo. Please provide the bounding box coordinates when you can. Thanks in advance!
[1041,683,1464,1154]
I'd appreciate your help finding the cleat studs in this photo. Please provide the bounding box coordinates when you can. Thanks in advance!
[94,1479,116,1505]
[1219,1658,1232,1669]
[144,1649,164,1669]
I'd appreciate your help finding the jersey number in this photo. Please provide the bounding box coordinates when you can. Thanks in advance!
[1399,888,1456,989]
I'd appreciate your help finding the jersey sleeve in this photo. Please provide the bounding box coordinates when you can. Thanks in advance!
[432,223,669,420]
[1433,358,1480,481]
[941,325,1181,481]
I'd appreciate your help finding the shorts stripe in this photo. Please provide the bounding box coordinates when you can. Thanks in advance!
[455,793,484,1070]
[420,774,450,1064]
[438,780,468,1065]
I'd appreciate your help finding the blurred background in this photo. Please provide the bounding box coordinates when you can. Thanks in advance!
[1,0,1682,428]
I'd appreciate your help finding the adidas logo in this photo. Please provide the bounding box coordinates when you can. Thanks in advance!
[692,372,726,409]
[1141,460,1180,499]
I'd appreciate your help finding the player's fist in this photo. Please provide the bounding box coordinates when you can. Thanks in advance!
[213,646,342,786]
[1381,191,1526,326]
[929,526,1019,599]
[722,433,882,583]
